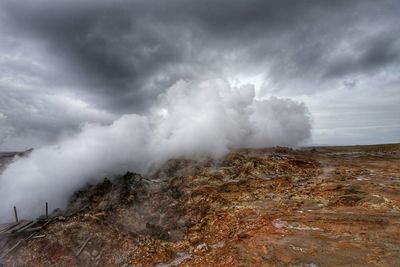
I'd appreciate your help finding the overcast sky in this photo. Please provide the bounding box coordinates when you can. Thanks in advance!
[0,0,399,150]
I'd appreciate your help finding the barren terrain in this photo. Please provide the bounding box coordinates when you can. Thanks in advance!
[1,144,400,266]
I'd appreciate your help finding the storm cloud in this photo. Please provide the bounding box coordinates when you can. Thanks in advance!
[0,0,399,147]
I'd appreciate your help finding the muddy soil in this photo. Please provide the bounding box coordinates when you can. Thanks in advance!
[2,144,400,266]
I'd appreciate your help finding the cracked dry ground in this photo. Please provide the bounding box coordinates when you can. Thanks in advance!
[4,145,400,266]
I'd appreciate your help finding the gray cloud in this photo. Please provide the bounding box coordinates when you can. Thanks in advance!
[0,89,114,151]
[0,0,399,149]
[324,33,400,79]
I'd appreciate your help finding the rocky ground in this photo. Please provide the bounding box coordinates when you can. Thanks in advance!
[1,144,400,266]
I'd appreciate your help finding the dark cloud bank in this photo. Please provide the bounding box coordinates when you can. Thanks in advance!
[0,0,399,220]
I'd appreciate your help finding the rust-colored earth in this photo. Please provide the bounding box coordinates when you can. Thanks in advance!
[2,144,400,266]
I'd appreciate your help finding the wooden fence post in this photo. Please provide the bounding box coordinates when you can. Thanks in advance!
[14,206,19,223]
[46,202,49,219]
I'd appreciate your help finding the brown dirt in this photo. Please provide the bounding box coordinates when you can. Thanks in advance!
[2,144,400,266]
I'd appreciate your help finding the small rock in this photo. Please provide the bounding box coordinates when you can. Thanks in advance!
[335,194,365,206]
[146,223,171,240]
[96,200,110,211]
[188,232,202,245]
[262,254,272,261]
[193,243,209,254]
[83,250,91,258]
[91,250,99,257]
[321,183,341,191]
[238,232,249,239]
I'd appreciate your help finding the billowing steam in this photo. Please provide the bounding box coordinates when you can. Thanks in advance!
[0,79,311,221]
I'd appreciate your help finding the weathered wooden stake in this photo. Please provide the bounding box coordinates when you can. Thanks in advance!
[46,202,49,218]
[14,206,19,222]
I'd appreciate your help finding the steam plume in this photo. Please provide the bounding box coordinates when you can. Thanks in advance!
[0,79,311,221]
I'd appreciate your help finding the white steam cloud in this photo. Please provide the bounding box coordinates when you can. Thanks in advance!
[0,79,311,221]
